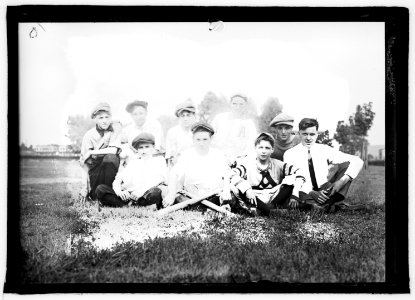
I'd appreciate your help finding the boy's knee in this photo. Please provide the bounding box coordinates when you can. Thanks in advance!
[103,154,119,163]
[95,184,108,199]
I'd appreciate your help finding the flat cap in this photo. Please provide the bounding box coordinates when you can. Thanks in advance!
[131,132,155,149]
[190,121,215,135]
[91,102,111,119]
[255,132,276,148]
[269,112,294,127]
[175,99,196,117]
[126,100,148,113]
[230,93,248,102]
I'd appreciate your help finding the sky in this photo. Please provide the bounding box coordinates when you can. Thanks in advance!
[18,21,385,146]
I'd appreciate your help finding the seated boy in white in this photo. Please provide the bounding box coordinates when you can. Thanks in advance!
[95,132,167,208]
[284,118,364,212]
[162,122,232,209]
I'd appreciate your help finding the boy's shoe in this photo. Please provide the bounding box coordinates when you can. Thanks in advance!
[250,208,261,217]
[335,202,366,211]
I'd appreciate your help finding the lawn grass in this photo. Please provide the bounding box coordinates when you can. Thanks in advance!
[18,160,385,284]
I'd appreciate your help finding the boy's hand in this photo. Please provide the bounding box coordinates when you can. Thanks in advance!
[245,188,257,206]
[130,191,142,201]
[116,190,131,201]
[219,190,232,203]
[309,190,330,204]
[288,197,299,208]
[162,194,176,207]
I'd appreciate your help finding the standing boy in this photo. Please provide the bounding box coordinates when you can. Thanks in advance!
[95,132,168,208]
[284,118,364,211]
[269,112,301,161]
[165,99,198,167]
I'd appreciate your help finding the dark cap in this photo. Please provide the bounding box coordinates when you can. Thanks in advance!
[175,99,196,117]
[131,132,155,149]
[91,102,111,119]
[255,132,276,148]
[190,121,215,135]
[126,100,148,113]
[269,113,294,127]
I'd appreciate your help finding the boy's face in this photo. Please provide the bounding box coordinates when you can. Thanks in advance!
[136,142,155,157]
[275,124,293,142]
[299,126,318,149]
[94,112,112,130]
[130,106,148,127]
[179,111,196,129]
[192,131,212,152]
[255,140,273,161]
[230,96,246,116]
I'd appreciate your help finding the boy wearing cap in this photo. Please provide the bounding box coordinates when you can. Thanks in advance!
[95,132,168,208]
[165,99,198,167]
[229,132,306,216]
[163,121,232,209]
[80,102,123,201]
[269,112,301,161]
[284,118,364,212]
[211,93,258,165]
[122,100,164,163]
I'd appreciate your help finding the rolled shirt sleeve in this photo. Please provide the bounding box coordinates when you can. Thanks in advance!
[326,146,364,179]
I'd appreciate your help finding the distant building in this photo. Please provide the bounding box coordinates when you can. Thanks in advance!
[367,145,385,160]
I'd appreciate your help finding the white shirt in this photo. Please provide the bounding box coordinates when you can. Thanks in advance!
[173,147,230,197]
[123,119,164,151]
[211,112,257,162]
[112,156,167,198]
[283,143,364,193]
[165,125,193,159]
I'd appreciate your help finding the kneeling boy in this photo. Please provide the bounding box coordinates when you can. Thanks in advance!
[95,132,167,208]
[230,132,306,216]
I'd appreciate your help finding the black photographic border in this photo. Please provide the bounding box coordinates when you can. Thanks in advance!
[5,5,409,294]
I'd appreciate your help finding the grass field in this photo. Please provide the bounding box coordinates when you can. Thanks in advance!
[18,158,385,283]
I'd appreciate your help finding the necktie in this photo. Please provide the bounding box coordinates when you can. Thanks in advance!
[308,149,319,191]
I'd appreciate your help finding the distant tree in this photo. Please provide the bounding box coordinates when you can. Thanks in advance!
[66,115,95,153]
[198,91,229,123]
[20,143,28,151]
[158,114,178,138]
[368,154,374,161]
[257,97,283,133]
[334,102,375,155]
[316,130,333,147]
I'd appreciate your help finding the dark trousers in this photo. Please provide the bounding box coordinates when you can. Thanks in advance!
[87,154,120,200]
[95,184,164,209]
[299,162,351,207]
[230,184,297,216]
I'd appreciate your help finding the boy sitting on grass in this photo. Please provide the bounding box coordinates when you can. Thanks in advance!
[80,102,123,201]
[162,121,232,210]
[229,132,306,216]
[95,132,168,208]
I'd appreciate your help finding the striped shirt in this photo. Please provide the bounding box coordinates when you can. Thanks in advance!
[230,157,305,195]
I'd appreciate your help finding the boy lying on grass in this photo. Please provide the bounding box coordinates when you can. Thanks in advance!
[229,132,306,217]
[95,132,168,208]
[162,121,232,210]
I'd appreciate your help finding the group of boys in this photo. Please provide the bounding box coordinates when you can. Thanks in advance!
[80,93,364,216]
